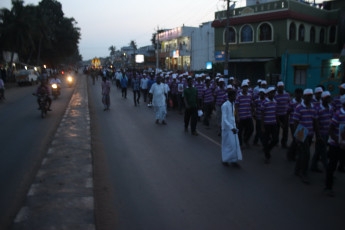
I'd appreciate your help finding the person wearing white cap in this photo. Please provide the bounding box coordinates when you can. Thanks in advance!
[260,80,267,89]
[313,86,323,108]
[292,88,319,184]
[221,90,242,167]
[214,78,227,135]
[253,79,262,96]
[195,74,206,109]
[253,88,266,145]
[202,77,214,127]
[274,81,290,148]
[310,91,332,173]
[235,81,254,147]
[149,76,168,125]
[140,73,149,102]
[325,94,345,196]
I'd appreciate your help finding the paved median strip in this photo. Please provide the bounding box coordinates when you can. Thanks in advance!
[12,77,95,230]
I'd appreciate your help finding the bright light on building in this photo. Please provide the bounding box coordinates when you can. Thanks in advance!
[331,59,341,66]
[25,66,27,70]
[34,67,37,71]
[43,65,47,68]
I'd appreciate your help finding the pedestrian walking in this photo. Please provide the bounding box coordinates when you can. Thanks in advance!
[202,77,214,127]
[253,88,265,145]
[214,78,227,136]
[235,81,254,147]
[120,71,128,99]
[325,95,345,196]
[149,76,168,125]
[261,87,279,163]
[274,81,290,148]
[184,76,198,136]
[101,76,111,111]
[132,74,140,106]
[0,77,5,100]
[140,74,149,102]
[293,89,319,184]
[221,90,242,167]
[311,91,333,172]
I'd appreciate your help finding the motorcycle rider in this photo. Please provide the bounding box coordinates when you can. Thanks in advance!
[35,80,52,111]
[49,75,62,90]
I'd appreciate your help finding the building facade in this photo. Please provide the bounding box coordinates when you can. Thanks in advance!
[212,0,341,84]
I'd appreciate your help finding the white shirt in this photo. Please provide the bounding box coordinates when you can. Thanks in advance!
[149,83,167,106]
[50,78,62,85]
[141,78,149,89]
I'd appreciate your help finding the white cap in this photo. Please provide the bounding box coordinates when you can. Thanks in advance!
[340,95,345,104]
[339,83,345,89]
[205,76,211,80]
[315,87,323,93]
[266,87,275,94]
[230,77,234,80]
[195,74,200,78]
[215,77,219,80]
[227,84,233,89]
[172,75,177,79]
[321,91,331,98]
[257,79,262,83]
[259,88,266,93]
[277,81,284,87]
[187,76,192,79]
[261,80,267,85]
[303,88,313,95]
[217,73,221,76]
[241,81,249,87]
[219,78,224,82]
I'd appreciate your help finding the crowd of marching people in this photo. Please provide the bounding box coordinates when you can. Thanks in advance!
[87,67,345,197]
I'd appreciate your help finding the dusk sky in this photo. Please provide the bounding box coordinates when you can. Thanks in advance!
[1,0,327,61]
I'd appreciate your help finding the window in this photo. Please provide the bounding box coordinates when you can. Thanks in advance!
[294,67,307,85]
[224,27,236,44]
[258,23,272,41]
[240,25,253,43]
[320,28,325,44]
[298,24,305,41]
[310,27,315,43]
[329,26,336,43]
[289,22,296,40]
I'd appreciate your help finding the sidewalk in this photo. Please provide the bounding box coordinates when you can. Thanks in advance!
[11,76,95,230]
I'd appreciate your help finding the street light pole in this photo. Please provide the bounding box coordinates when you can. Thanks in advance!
[156,26,160,73]
[224,0,230,78]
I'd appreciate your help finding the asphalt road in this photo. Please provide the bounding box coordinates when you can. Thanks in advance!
[89,79,345,230]
[0,78,75,229]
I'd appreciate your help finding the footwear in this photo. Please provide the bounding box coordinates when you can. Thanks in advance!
[184,128,188,133]
[162,120,167,125]
[300,175,310,184]
[222,162,229,167]
[231,162,241,168]
[337,167,345,173]
[48,108,52,111]
[155,119,159,124]
[264,158,270,164]
[192,131,198,136]
[324,188,335,197]
[103,108,107,111]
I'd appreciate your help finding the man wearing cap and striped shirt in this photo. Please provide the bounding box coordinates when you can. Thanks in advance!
[311,91,333,172]
[235,81,254,147]
[325,94,345,196]
[253,88,266,145]
[274,81,290,148]
[214,78,228,135]
[202,77,214,127]
[261,87,278,163]
[293,89,319,184]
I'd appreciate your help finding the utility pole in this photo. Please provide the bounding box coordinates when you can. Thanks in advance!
[224,0,230,78]
[156,26,160,73]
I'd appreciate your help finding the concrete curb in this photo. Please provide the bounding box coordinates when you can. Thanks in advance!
[11,76,95,230]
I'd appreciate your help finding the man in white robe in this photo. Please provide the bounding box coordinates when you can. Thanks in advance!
[149,76,168,124]
[221,90,242,167]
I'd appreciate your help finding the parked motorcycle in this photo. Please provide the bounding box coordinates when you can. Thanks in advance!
[67,76,73,87]
[51,83,60,99]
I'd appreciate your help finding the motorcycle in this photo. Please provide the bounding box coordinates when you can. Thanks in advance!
[51,83,60,99]
[67,76,73,87]
[34,93,50,118]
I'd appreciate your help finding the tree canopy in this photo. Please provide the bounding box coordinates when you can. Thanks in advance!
[0,0,81,67]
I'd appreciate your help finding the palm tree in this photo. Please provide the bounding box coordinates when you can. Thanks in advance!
[129,40,137,68]
[108,45,116,64]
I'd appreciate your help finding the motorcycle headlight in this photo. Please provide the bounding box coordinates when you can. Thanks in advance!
[67,76,73,82]
[52,84,57,89]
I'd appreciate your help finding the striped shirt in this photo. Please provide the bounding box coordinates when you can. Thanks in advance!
[312,97,322,110]
[317,104,333,136]
[293,102,317,136]
[203,87,214,104]
[329,108,345,146]
[288,98,301,125]
[195,82,205,99]
[214,87,227,106]
[254,98,265,120]
[235,92,253,120]
[332,96,342,112]
[274,92,290,116]
[261,98,277,125]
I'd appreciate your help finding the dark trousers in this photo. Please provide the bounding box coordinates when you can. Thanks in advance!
[203,102,214,126]
[177,94,184,112]
[311,135,328,170]
[184,107,198,132]
[133,90,140,105]
[295,136,313,176]
[141,89,148,102]
[287,124,297,161]
[326,145,344,189]
[277,115,289,146]
[122,87,127,98]
[262,124,279,159]
[238,118,254,146]
[253,119,263,144]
